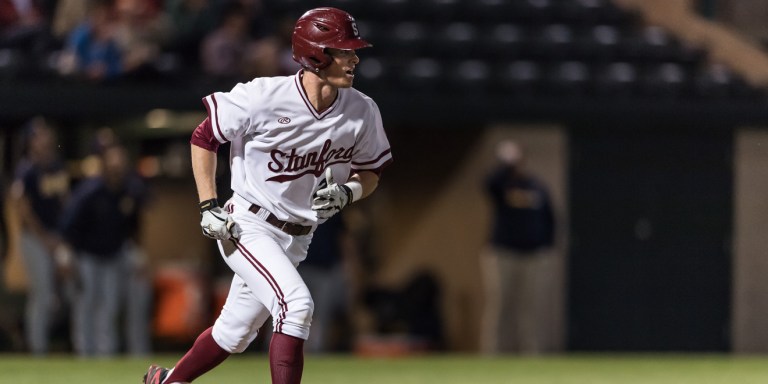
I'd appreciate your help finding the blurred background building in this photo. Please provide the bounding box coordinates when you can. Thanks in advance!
[2,0,768,355]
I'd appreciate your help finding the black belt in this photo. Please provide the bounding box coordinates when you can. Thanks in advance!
[248,204,312,236]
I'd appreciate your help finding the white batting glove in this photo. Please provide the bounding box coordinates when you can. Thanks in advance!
[199,199,241,240]
[312,168,354,219]
[312,201,341,219]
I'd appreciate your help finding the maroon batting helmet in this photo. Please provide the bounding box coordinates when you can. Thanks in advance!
[292,7,372,72]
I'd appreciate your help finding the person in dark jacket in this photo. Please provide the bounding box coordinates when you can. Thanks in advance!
[480,139,555,355]
[59,142,147,357]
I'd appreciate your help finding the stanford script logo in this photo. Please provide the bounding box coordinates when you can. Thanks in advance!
[267,139,354,182]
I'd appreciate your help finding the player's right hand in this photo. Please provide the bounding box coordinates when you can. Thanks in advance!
[311,197,341,219]
[200,206,241,241]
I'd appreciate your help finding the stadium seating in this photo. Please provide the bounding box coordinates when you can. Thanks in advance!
[3,0,764,103]
[496,60,542,97]
[285,0,759,101]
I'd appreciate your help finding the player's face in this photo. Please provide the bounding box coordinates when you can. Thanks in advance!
[323,48,360,88]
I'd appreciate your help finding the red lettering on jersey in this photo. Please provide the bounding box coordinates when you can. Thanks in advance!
[268,150,286,172]
[267,139,354,182]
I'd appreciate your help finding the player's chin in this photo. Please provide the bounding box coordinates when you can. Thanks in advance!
[332,73,355,88]
[336,77,355,88]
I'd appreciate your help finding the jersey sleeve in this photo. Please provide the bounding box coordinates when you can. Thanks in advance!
[352,99,393,175]
[202,81,258,143]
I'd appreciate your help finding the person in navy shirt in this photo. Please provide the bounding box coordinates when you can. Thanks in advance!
[480,139,555,355]
[59,142,147,356]
[10,117,70,355]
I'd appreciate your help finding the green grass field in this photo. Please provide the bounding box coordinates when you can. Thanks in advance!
[1,353,767,383]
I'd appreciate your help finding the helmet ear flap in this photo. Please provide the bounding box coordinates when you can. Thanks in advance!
[306,56,328,73]
[292,26,333,71]
[316,47,333,70]
[292,36,331,71]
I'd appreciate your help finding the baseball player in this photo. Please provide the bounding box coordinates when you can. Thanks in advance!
[143,7,392,384]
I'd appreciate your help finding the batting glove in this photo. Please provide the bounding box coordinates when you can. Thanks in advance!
[311,200,341,219]
[199,199,241,240]
[312,168,358,219]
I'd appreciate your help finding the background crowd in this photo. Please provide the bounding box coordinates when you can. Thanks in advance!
[4,120,152,357]
[1,0,301,83]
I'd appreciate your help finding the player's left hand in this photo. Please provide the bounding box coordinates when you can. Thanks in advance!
[200,201,241,240]
[312,168,352,219]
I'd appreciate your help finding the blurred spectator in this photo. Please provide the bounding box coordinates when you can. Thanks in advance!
[164,0,219,67]
[237,0,281,78]
[52,0,89,41]
[90,127,154,356]
[199,2,249,79]
[241,33,282,78]
[298,213,357,353]
[274,14,301,75]
[8,117,71,355]
[238,0,271,39]
[59,142,149,357]
[200,0,282,80]
[113,0,171,79]
[0,0,53,55]
[246,13,301,77]
[480,139,555,355]
[57,0,123,82]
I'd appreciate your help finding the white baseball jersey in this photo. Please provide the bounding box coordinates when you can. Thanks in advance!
[202,70,392,226]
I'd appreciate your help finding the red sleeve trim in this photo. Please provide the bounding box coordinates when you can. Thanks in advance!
[202,94,228,142]
[190,117,220,152]
[352,149,392,166]
[353,157,393,177]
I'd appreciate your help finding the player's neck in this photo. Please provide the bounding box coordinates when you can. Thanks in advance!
[301,70,338,112]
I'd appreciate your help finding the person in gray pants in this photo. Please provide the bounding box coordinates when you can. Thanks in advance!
[10,118,71,355]
[59,143,149,357]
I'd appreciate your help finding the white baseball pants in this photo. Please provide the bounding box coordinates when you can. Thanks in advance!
[211,194,315,353]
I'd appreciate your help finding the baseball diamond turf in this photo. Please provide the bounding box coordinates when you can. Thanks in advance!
[0,354,767,383]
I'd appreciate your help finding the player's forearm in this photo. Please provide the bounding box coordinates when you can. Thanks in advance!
[191,144,219,202]
[349,170,379,200]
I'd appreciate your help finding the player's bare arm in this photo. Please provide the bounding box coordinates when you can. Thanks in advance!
[190,119,240,240]
[349,170,379,200]
[190,117,222,203]
[191,144,218,202]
